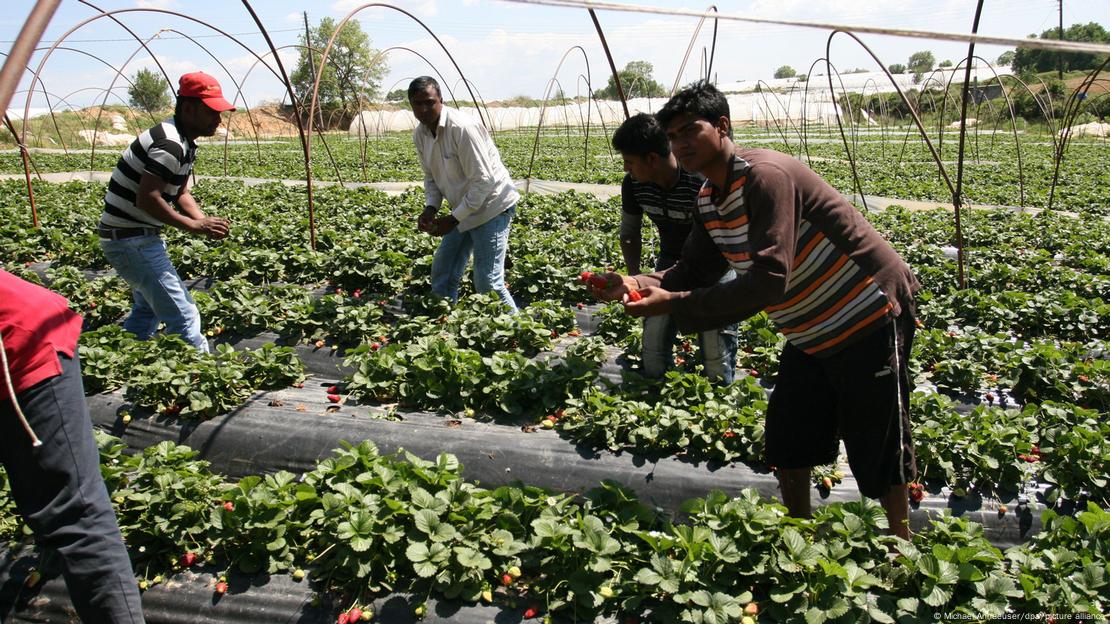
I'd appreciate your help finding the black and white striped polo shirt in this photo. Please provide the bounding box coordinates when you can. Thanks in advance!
[100,118,196,228]
[620,168,703,259]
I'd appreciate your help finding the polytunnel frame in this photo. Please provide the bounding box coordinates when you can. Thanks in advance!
[346,45,479,183]
[12,46,164,155]
[669,4,718,97]
[824,30,969,288]
[18,4,312,236]
[524,45,596,187]
[306,3,488,248]
[1047,57,1110,211]
[224,43,345,184]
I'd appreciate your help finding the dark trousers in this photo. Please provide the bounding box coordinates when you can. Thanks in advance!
[0,353,144,623]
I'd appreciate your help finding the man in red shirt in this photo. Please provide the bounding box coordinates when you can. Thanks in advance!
[0,270,144,622]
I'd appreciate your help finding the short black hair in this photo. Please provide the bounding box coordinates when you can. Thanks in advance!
[656,80,730,131]
[408,76,441,100]
[611,112,670,157]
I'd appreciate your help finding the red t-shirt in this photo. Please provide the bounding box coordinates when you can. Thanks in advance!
[0,270,83,402]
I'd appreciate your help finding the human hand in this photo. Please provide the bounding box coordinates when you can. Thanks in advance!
[191,216,230,239]
[622,285,677,317]
[428,215,458,237]
[418,206,437,233]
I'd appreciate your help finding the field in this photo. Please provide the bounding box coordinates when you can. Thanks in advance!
[0,125,1108,622]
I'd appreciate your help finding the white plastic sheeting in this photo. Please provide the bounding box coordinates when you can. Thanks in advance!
[348,94,845,137]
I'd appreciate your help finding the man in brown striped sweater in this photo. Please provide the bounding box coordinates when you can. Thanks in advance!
[604,81,921,538]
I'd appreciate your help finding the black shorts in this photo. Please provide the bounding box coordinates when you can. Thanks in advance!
[765,307,917,499]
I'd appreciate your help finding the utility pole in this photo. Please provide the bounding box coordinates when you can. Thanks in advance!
[1058,0,1064,80]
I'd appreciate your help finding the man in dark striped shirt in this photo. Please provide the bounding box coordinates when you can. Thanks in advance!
[603,82,921,539]
[99,72,232,352]
[612,113,736,384]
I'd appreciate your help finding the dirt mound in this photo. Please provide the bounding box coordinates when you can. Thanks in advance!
[225,104,299,138]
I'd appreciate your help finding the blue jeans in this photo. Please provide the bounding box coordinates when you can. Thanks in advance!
[642,262,738,384]
[99,234,208,352]
[430,207,517,312]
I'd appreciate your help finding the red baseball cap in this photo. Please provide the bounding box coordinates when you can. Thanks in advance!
[178,72,236,112]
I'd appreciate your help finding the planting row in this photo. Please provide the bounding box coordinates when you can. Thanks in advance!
[0,434,1106,623]
[3,127,1108,213]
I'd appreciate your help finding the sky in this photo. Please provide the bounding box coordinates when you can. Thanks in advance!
[2,0,1106,114]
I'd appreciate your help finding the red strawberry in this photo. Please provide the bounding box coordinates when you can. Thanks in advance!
[180,552,197,567]
[908,483,925,503]
[352,289,362,299]
[223,502,234,512]
[985,392,996,403]
[523,604,540,619]
[550,330,559,338]
[501,573,513,586]
[576,302,585,309]
[626,289,643,302]
[337,613,350,624]
[370,342,381,351]
[347,608,363,622]
[579,271,593,283]
[822,476,833,490]
[215,581,228,594]
[722,430,736,438]
[749,369,760,378]
[998,504,1008,515]
[327,394,341,403]
[327,385,339,394]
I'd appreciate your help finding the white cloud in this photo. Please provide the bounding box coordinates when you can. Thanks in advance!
[332,0,438,19]
[135,0,177,9]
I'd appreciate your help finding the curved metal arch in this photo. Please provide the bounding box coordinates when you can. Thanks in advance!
[348,45,470,183]
[588,8,628,120]
[822,58,872,207]
[671,5,719,96]
[23,6,286,140]
[525,45,593,187]
[22,5,312,238]
[153,28,267,177]
[824,31,959,213]
[948,54,1027,207]
[85,29,165,171]
[306,3,487,247]
[1048,57,1110,211]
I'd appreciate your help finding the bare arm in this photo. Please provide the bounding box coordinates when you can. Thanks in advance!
[136,173,228,239]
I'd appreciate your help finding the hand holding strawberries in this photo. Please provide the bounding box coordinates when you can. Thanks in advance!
[622,285,680,317]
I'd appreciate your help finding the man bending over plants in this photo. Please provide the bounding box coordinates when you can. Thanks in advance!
[597,82,921,538]
[611,113,737,384]
[98,72,233,352]
[409,76,519,312]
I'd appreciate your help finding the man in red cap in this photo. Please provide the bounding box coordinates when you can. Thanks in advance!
[98,71,235,352]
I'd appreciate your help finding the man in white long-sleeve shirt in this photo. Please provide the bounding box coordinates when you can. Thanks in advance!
[409,76,519,311]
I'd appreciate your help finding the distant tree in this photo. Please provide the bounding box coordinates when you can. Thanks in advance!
[773,65,796,79]
[128,68,171,113]
[385,88,407,102]
[594,60,666,99]
[996,51,1016,66]
[887,63,907,74]
[1011,22,1110,76]
[939,59,953,68]
[796,74,808,82]
[908,51,936,74]
[290,17,387,120]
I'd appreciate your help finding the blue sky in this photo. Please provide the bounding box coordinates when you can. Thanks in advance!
[3,0,1105,112]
